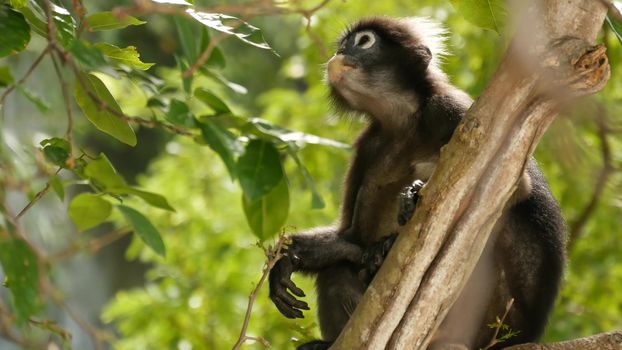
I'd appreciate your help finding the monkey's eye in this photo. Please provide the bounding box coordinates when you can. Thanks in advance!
[354,30,375,49]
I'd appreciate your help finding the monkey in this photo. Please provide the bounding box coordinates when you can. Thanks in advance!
[269,17,566,350]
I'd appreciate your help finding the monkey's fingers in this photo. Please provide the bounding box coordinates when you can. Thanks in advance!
[272,296,304,319]
[397,180,425,226]
[273,284,310,311]
[283,279,306,297]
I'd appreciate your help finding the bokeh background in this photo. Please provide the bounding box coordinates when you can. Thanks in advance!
[1,0,621,349]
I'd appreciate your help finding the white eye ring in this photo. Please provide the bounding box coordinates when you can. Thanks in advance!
[354,31,375,49]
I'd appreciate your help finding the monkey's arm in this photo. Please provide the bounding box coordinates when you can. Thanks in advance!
[269,227,365,318]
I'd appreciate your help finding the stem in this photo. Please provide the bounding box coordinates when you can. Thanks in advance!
[0,46,51,106]
[50,53,75,168]
[232,236,287,350]
[482,298,515,350]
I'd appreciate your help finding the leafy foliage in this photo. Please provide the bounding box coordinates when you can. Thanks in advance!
[0,0,620,349]
[0,240,40,323]
[449,0,507,33]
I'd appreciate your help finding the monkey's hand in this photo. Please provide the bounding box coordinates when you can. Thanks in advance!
[269,251,310,319]
[397,179,425,226]
[359,233,397,282]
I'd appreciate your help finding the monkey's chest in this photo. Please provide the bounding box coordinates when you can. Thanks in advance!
[353,156,421,244]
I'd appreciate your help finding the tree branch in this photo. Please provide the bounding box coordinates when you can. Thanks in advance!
[232,235,288,350]
[506,330,622,350]
[567,105,615,250]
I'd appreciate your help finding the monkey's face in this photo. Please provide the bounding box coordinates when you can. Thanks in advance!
[327,18,435,124]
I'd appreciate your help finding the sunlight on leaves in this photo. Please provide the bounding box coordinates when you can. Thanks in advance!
[68,193,113,231]
[118,205,166,257]
[74,73,137,146]
[186,9,274,51]
[86,11,146,31]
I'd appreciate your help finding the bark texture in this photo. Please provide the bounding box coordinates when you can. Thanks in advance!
[330,1,610,349]
[506,330,622,350]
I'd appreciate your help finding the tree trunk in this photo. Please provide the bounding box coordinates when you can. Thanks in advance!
[330,0,611,349]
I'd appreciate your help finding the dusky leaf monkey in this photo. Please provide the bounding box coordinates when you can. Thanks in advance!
[269,17,566,350]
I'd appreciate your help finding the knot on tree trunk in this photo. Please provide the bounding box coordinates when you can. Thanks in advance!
[542,36,610,97]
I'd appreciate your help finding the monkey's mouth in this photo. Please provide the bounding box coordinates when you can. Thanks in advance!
[326,54,357,85]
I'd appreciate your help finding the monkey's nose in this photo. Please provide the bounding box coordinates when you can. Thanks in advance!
[327,54,356,84]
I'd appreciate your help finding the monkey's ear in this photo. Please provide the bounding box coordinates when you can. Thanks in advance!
[415,45,433,68]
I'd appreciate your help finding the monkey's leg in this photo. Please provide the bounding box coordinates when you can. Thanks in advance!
[485,195,565,348]
[359,233,397,282]
[397,179,425,225]
[297,265,366,350]
[296,340,333,350]
[269,228,365,319]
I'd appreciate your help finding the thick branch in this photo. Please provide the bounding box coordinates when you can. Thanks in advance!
[330,1,610,349]
[506,330,622,350]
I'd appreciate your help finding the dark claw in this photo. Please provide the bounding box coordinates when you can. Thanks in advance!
[397,179,425,226]
[297,340,333,350]
[269,252,308,319]
[360,233,398,281]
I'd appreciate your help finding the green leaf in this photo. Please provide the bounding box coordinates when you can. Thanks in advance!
[84,154,127,190]
[68,40,107,70]
[9,0,27,9]
[237,139,284,201]
[0,66,14,87]
[0,5,31,57]
[40,137,70,168]
[174,17,225,69]
[74,73,137,146]
[194,88,230,114]
[246,118,349,149]
[51,3,76,47]
[176,56,193,94]
[174,16,200,61]
[117,205,166,257]
[606,15,622,44]
[186,10,274,52]
[119,187,175,212]
[49,175,65,201]
[16,85,50,113]
[450,0,507,33]
[0,240,40,323]
[68,193,112,231]
[201,70,244,93]
[198,118,242,179]
[242,178,289,241]
[199,28,226,69]
[165,99,194,126]
[93,43,154,70]
[286,147,325,209]
[86,11,145,31]
[16,6,47,37]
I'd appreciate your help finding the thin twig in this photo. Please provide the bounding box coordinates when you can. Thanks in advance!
[45,282,111,350]
[0,46,52,106]
[600,0,622,23]
[49,226,132,261]
[50,53,75,168]
[183,32,228,78]
[568,105,615,250]
[14,168,62,221]
[482,298,516,350]
[28,317,72,341]
[114,0,333,18]
[232,235,289,350]
[0,301,46,349]
[59,53,195,136]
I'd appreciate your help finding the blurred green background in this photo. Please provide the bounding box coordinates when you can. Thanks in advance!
[1,0,621,349]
